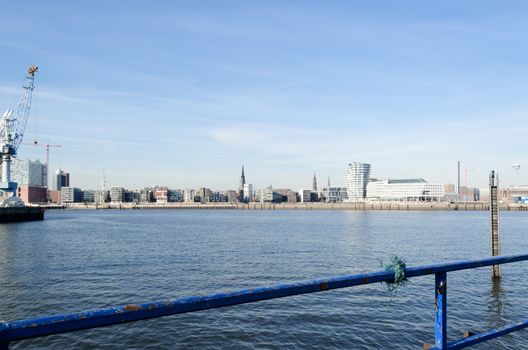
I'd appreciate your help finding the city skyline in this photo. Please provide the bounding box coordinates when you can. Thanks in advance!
[2,1,528,189]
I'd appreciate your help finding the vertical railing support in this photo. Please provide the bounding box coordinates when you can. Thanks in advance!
[435,272,447,349]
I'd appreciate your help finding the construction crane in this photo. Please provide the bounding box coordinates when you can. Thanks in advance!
[0,65,38,206]
[22,141,62,189]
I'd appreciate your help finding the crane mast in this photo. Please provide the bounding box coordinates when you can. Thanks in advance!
[0,65,38,205]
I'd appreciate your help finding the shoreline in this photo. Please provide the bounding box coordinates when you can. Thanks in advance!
[46,202,528,211]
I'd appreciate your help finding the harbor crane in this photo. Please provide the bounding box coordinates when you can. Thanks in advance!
[0,65,38,207]
[22,141,62,189]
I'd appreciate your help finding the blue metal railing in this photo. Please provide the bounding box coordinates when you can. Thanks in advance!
[1,254,527,349]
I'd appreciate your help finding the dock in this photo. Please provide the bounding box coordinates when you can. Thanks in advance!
[0,206,45,223]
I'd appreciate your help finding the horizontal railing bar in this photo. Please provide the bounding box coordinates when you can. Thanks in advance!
[1,253,527,344]
[430,318,528,350]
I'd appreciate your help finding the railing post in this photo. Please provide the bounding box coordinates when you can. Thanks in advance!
[435,272,447,349]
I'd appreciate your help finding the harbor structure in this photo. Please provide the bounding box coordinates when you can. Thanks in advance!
[490,171,500,278]
[344,162,371,202]
[366,178,445,202]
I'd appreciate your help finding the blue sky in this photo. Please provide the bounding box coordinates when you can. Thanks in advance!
[1,1,528,190]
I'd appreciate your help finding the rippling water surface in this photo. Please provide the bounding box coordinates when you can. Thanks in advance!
[1,210,527,349]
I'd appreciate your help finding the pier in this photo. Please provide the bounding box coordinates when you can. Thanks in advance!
[59,201,528,211]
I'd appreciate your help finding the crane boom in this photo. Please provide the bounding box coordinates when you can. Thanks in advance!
[0,65,38,203]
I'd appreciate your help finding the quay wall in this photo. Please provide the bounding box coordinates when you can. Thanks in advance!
[59,202,528,211]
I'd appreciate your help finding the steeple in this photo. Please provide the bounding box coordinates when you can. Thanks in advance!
[312,171,317,191]
[239,165,246,189]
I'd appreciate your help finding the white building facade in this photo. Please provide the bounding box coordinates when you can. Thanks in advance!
[344,162,371,202]
[322,186,348,202]
[243,183,253,202]
[366,179,445,202]
[10,159,47,187]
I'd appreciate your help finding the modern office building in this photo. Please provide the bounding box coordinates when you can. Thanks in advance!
[299,189,312,203]
[82,190,96,202]
[11,159,47,187]
[110,186,125,203]
[184,189,195,202]
[95,190,109,203]
[243,183,253,202]
[260,186,283,203]
[274,188,298,203]
[139,188,154,203]
[168,189,184,202]
[344,162,371,201]
[61,187,82,203]
[321,187,348,203]
[366,179,445,202]
[55,169,70,191]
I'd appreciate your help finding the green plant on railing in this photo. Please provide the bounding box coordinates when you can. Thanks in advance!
[380,255,410,304]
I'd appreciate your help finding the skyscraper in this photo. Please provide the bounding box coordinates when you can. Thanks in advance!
[55,169,70,191]
[312,171,317,192]
[344,162,371,202]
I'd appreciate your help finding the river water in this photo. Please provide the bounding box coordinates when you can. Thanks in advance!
[0,210,527,349]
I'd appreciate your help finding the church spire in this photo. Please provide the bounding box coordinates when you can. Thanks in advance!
[239,165,246,189]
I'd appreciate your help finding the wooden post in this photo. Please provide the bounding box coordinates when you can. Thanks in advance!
[489,170,501,278]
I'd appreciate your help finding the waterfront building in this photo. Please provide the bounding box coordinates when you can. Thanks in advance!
[155,187,168,203]
[168,189,184,202]
[500,186,528,203]
[110,186,125,203]
[321,186,348,203]
[82,190,96,203]
[61,187,82,203]
[225,190,238,203]
[16,185,47,203]
[273,188,298,203]
[183,189,195,202]
[299,189,312,203]
[211,191,227,202]
[55,169,70,191]
[243,183,253,202]
[260,186,283,203]
[95,190,109,203]
[48,189,61,203]
[198,187,213,203]
[11,158,47,187]
[344,162,371,202]
[139,188,154,203]
[366,178,445,202]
